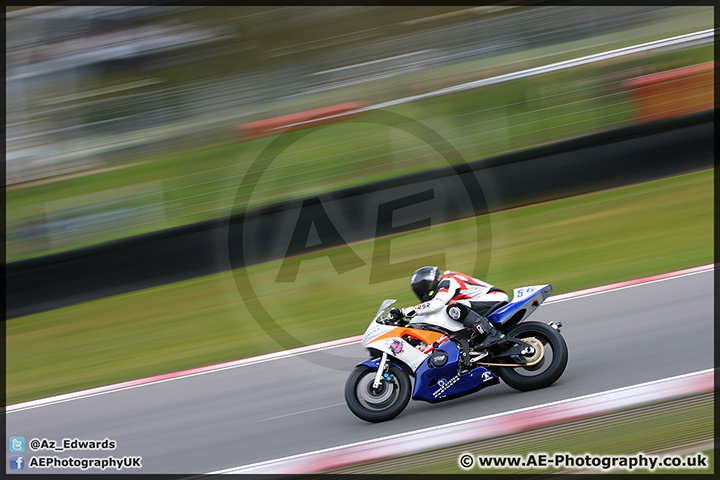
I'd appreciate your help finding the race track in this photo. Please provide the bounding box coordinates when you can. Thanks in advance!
[6,268,713,474]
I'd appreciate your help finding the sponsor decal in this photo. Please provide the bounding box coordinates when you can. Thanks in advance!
[482,371,493,382]
[433,374,460,397]
[389,339,404,355]
[363,324,382,342]
[448,305,462,320]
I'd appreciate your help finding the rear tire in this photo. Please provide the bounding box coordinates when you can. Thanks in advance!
[345,364,411,422]
[496,321,568,391]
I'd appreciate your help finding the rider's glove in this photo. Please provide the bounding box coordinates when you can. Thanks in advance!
[402,307,417,318]
[386,307,416,325]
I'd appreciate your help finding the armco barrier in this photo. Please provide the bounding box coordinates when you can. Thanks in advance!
[6,110,713,318]
[235,101,368,139]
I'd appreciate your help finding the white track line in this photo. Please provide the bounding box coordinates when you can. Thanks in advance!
[257,402,346,423]
[5,263,713,413]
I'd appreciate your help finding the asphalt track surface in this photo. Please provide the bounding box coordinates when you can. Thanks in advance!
[6,269,713,474]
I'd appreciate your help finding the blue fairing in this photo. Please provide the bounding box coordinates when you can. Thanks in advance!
[411,340,499,403]
[359,341,500,404]
[488,301,524,325]
[358,357,405,372]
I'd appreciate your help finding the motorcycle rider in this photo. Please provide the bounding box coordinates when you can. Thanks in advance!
[388,266,509,351]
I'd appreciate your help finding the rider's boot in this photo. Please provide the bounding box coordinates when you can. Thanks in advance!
[469,314,506,350]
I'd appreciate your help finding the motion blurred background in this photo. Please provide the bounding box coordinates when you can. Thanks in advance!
[5,5,713,260]
[5,4,714,413]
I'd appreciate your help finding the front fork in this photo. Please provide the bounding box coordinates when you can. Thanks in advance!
[372,352,389,389]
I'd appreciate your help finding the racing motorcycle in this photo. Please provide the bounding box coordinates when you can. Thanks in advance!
[345,284,567,422]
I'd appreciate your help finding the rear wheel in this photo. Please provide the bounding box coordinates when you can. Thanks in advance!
[345,364,411,422]
[496,321,568,391]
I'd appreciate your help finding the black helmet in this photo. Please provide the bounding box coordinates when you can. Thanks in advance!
[411,266,440,302]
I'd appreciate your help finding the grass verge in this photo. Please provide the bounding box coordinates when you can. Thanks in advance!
[5,168,713,405]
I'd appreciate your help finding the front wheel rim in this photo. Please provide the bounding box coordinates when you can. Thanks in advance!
[356,371,399,411]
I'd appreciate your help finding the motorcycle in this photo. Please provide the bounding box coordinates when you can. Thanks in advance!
[345,284,567,422]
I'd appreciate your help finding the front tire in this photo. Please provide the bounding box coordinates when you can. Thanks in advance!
[496,321,568,391]
[345,364,411,422]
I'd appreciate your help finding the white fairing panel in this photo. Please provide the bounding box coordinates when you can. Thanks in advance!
[367,336,428,371]
[362,318,430,371]
[510,285,551,304]
[362,321,395,346]
[409,309,466,332]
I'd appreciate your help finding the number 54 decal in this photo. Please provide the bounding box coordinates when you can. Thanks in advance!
[516,287,536,299]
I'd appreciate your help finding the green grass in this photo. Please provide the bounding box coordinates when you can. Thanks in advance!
[5,32,714,261]
[328,393,714,474]
[5,168,713,405]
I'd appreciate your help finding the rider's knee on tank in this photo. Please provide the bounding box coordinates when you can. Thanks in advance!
[446,302,470,323]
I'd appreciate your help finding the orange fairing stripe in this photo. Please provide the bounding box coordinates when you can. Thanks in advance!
[370,327,444,347]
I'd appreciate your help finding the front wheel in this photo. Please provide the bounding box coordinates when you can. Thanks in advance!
[496,321,568,391]
[345,364,411,422]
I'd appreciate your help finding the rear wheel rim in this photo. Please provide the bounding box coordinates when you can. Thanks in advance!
[514,333,554,376]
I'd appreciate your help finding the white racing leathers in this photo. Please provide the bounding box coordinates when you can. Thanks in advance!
[402,270,509,319]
